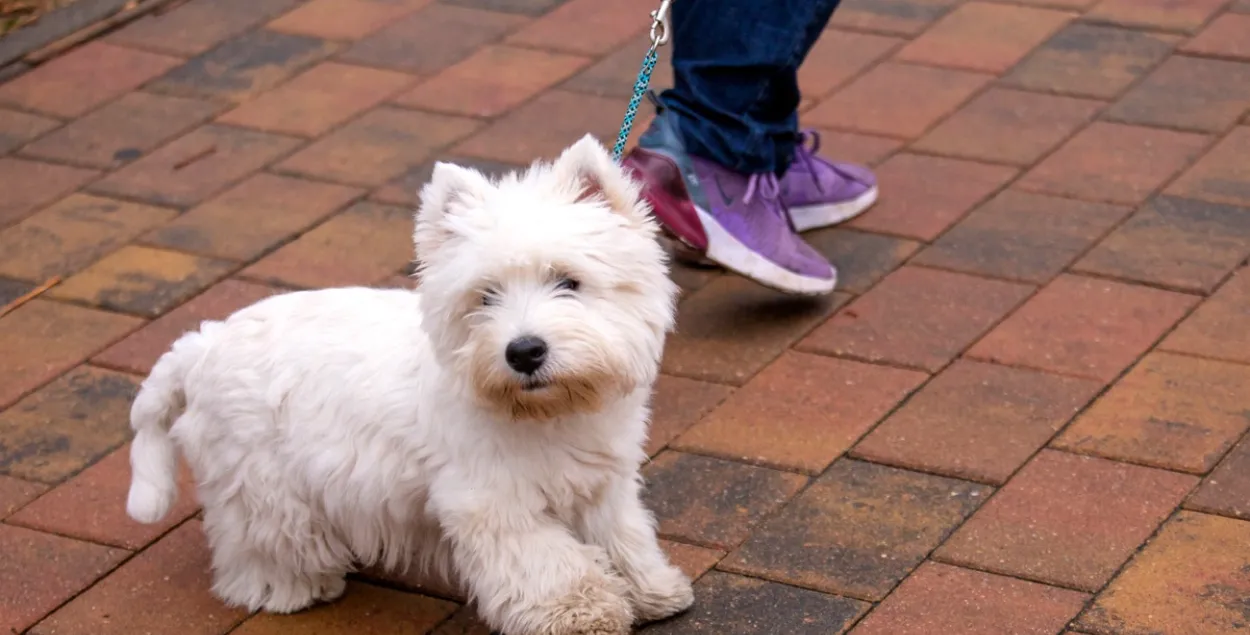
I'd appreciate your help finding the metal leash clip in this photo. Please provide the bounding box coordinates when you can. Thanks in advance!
[649,0,673,50]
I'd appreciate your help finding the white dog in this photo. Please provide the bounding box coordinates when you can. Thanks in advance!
[125,136,693,635]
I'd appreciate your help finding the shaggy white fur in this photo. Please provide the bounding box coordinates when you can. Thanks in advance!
[126,136,692,635]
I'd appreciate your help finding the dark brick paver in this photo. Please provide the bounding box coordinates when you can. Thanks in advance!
[0,0,1248,632]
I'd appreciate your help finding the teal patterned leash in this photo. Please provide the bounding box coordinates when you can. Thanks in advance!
[610,47,659,163]
[611,0,672,163]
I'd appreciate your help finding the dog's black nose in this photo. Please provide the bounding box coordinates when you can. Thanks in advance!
[505,336,548,375]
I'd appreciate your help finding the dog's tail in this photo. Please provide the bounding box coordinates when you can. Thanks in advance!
[126,327,212,524]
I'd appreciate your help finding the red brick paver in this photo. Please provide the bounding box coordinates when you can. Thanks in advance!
[7,443,199,550]
[723,459,990,600]
[1103,55,1250,133]
[1001,23,1179,100]
[912,189,1131,284]
[1180,13,1250,60]
[0,194,178,282]
[846,153,1017,240]
[641,451,808,550]
[0,157,101,227]
[935,450,1196,591]
[1168,125,1250,208]
[673,351,926,473]
[0,524,128,634]
[21,92,221,169]
[94,279,287,375]
[968,274,1198,381]
[1054,352,1250,473]
[805,62,994,138]
[0,42,181,118]
[1084,0,1229,33]
[830,0,963,37]
[799,265,1033,371]
[853,360,1102,484]
[1015,121,1210,205]
[2,0,1249,632]
[849,561,1089,635]
[893,2,1076,74]
[1077,511,1250,635]
[29,520,250,635]
[232,582,457,634]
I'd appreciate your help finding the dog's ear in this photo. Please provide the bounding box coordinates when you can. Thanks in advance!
[415,162,493,257]
[551,134,644,219]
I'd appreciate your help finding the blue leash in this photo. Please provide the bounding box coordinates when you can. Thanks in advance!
[610,47,660,163]
[611,0,672,163]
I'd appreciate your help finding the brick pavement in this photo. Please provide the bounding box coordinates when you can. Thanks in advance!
[1,0,1248,633]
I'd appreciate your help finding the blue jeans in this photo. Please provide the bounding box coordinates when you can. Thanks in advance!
[658,0,843,175]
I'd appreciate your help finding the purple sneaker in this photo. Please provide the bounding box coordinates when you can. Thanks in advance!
[781,130,879,232]
[623,112,836,296]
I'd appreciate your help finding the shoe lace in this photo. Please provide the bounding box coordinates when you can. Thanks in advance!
[794,129,827,195]
[743,172,799,233]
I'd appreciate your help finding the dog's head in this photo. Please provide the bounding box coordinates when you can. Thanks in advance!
[413,135,678,421]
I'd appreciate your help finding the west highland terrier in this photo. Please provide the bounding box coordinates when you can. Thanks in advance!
[125,136,693,635]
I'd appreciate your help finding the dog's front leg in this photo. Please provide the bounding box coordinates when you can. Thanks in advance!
[578,475,694,624]
[432,482,633,635]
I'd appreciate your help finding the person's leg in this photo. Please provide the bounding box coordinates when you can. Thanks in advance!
[665,0,880,233]
[773,3,882,231]
[660,0,842,175]
[623,0,846,296]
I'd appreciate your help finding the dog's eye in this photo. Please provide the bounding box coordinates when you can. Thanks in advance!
[481,288,499,306]
[555,277,580,293]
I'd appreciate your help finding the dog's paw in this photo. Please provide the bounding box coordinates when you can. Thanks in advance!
[260,584,319,614]
[628,565,694,623]
[314,574,348,603]
[554,616,631,635]
[535,574,633,635]
[257,574,347,614]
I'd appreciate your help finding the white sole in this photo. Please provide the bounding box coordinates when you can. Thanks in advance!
[696,207,836,296]
[788,186,879,233]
